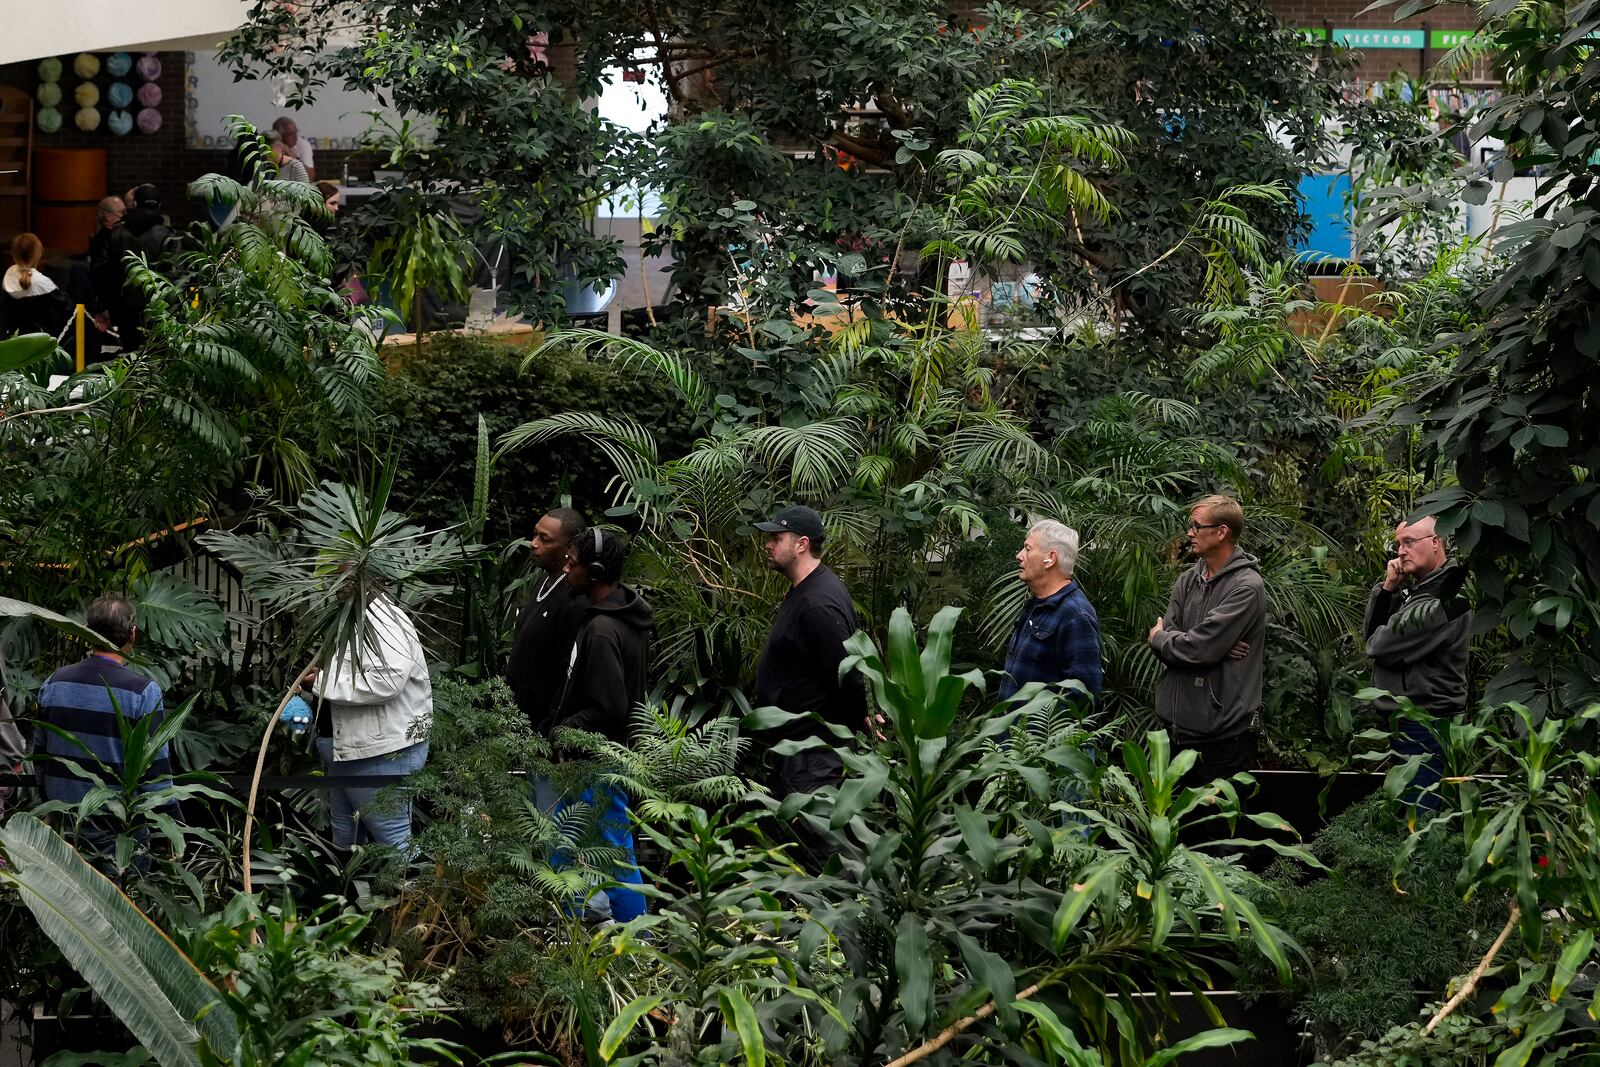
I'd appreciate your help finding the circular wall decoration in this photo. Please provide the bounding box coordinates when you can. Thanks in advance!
[74,82,100,108]
[137,82,162,108]
[136,54,161,81]
[36,82,62,108]
[37,56,62,82]
[108,81,134,109]
[136,107,163,134]
[73,53,100,79]
[75,106,102,131]
[109,109,134,136]
[37,107,62,133]
[106,52,134,77]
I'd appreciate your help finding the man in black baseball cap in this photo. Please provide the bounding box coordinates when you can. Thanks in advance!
[752,505,865,802]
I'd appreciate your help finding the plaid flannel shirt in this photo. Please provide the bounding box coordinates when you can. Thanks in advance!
[1000,580,1103,704]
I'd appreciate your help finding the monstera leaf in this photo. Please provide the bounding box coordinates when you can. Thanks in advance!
[131,571,227,654]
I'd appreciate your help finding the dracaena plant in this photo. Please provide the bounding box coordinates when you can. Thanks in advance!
[1336,699,1600,1063]
[28,695,239,905]
[720,606,1306,1065]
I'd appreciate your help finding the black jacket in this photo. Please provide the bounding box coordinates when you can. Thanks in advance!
[1364,560,1472,717]
[107,207,175,316]
[555,585,655,745]
[505,574,585,735]
[755,564,866,740]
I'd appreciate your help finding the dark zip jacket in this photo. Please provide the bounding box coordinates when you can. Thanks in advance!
[1150,548,1267,741]
[554,584,655,746]
[1363,560,1471,717]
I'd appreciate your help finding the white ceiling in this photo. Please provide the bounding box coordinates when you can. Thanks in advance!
[0,0,251,66]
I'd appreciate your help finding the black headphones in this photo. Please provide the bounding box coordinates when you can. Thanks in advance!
[586,527,607,581]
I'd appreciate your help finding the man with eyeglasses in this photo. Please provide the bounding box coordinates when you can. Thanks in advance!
[1363,515,1471,803]
[1147,494,1266,783]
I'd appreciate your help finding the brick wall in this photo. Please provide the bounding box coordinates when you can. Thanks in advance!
[1265,0,1486,83]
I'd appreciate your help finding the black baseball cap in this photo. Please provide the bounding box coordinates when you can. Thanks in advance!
[754,505,826,545]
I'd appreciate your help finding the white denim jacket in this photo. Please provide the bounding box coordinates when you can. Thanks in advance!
[319,596,433,761]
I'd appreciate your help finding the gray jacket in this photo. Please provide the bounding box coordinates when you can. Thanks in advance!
[1363,560,1471,717]
[1151,549,1267,741]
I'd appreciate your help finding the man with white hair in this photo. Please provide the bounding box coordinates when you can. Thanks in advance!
[1000,520,1102,705]
[1364,514,1471,803]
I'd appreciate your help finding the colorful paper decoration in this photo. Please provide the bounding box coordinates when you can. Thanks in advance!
[37,107,62,133]
[73,53,101,78]
[109,109,134,136]
[36,82,61,108]
[136,107,162,133]
[137,82,162,108]
[75,106,102,131]
[136,54,161,81]
[108,81,134,109]
[37,57,62,82]
[106,52,134,77]
[74,82,100,108]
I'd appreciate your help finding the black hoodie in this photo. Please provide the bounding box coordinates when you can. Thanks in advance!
[554,584,656,745]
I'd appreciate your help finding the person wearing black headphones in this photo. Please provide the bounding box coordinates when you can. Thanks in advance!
[555,528,655,744]
[550,527,655,922]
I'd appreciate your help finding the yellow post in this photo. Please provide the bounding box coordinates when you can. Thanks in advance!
[74,303,86,372]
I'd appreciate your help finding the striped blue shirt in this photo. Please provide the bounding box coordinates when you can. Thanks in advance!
[35,655,169,803]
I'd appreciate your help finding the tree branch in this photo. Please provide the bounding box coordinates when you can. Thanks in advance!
[883,978,1051,1067]
[1422,903,1520,1036]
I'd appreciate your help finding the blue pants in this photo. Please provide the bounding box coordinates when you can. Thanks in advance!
[316,738,429,853]
[534,776,645,923]
[1395,717,1444,812]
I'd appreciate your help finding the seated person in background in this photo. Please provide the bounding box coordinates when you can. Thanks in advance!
[265,129,312,184]
[273,116,316,180]
[2,232,71,339]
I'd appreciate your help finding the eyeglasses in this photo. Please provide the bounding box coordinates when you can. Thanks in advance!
[1186,522,1224,533]
[1396,534,1439,550]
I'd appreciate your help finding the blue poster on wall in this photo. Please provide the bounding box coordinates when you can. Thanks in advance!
[1297,172,1354,262]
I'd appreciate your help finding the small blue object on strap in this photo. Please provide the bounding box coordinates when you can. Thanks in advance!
[280,695,314,735]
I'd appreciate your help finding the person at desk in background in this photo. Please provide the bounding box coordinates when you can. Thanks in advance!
[2,232,70,339]
[265,129,312,184]
[272,116,316,180]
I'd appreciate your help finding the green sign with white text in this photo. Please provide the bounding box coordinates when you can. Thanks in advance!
[1430,29,1477,49]
[1333,28,1424,49]
[1298,27,1328,43]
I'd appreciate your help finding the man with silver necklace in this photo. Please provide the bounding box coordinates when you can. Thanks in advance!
[506,507,588,737]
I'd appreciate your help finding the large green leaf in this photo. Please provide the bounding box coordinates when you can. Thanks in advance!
[0,596,113,649]
[895,913,934,1034]
[598,993,664,1062]
[132,572,227,653]
[1145,1027,1255,1066]
[0,332,59,372]
[0,815,237,1067]
[717,987,765,1067]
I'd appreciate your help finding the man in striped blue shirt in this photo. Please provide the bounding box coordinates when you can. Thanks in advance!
[35,594,170,852]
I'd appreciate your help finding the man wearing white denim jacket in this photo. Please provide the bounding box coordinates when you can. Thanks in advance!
[301,593,432,854]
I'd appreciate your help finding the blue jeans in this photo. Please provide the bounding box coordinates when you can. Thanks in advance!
[316,738,429,853]
[533,775,645,922]
[1395,717,1443,812]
